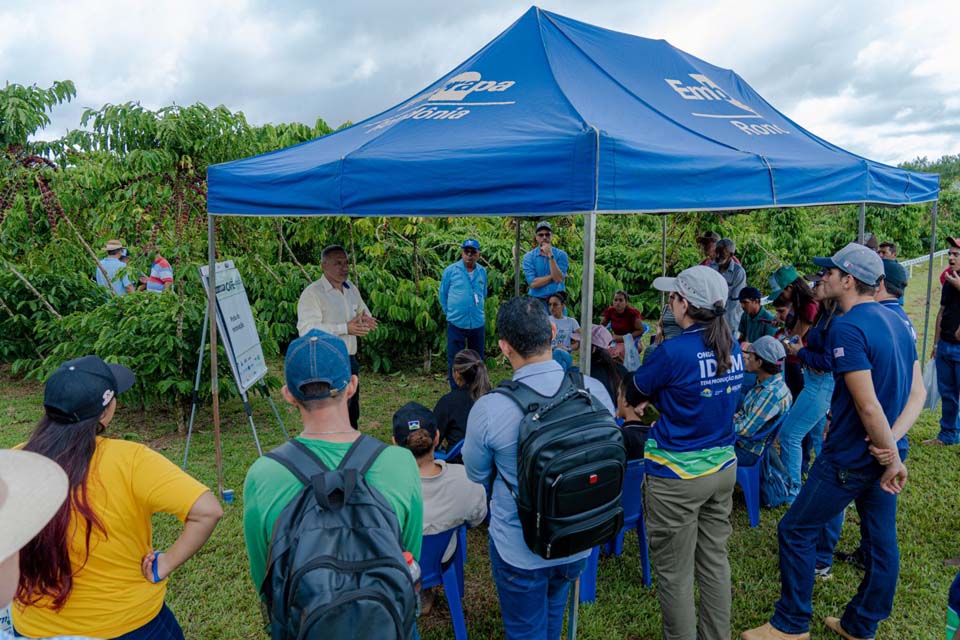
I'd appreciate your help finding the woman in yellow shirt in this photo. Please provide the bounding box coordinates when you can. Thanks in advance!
[12,356,222,639]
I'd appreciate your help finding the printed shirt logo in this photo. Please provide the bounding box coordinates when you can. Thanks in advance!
[833,347,845,358]
[102,388,115,407]
[365,71,517,133]
[407,420,421,430]
[664,73,790,137]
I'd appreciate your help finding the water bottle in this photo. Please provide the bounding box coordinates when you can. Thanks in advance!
[403,551,422,616]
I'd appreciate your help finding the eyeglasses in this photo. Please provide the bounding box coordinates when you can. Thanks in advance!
[462,248,478,255]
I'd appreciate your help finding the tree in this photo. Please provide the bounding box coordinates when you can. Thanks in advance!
[0,80,75,151]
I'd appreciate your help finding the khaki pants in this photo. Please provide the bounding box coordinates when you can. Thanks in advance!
[645,465,736,640]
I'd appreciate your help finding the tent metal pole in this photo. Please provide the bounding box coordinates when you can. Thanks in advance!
[857,203,866,243]
[921,200,939,366]
[514,217,521,297]
[207,214,224,498]
[580,213,598,376]
[661,215,668,311]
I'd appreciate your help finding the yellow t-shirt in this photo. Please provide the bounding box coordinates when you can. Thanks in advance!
[13,437,209,638]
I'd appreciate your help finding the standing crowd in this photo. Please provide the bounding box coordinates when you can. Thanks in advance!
[3,223,956,640]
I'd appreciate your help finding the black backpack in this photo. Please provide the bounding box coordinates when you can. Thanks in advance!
[492,370,627,559]
[260,436,417,640]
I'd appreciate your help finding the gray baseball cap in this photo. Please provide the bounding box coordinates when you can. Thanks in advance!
[745,335,785,365]
[813,242,883,286]
[653,265,728,312]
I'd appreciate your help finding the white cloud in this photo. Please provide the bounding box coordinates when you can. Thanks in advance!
[3,0,958,163]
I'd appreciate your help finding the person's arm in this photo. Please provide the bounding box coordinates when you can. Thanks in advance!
[143,491,223,582]
[522,252,538,287]
[438,268,451,315]
[935,305,943,356]
[465,480,488,527]
[462,398,494,485]
[844,369,907,494]
[870,360,926,463]
[548,250,567,284]
[728,266,746,301]
[630,314,645,339]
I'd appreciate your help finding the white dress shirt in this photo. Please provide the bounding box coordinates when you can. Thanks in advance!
[296,274,371,355]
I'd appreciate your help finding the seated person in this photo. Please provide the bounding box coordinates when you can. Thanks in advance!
[734,336,792,466]
[615,377,651,460]
[433,349,491,460]
[589,325,625,404]
[601,290,645,360]
[547,292,580,352]
[392,402,487,613]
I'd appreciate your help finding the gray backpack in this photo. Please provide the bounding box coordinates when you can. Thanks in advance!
[261,436,417,640]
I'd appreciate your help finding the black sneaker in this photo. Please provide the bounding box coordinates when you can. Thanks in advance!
[835,548,867,572]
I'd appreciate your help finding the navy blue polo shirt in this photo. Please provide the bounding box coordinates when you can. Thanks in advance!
[631,325,744,479]
[822,301,916,470]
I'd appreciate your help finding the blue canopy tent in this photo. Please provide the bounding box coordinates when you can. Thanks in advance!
[204,7,940,495]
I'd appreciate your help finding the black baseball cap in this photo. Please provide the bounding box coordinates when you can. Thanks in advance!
[392,402,438,447]
[44,355,135,424]
[738,286,762,302]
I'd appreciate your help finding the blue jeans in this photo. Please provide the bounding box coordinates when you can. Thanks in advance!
[15,604,184,639]
[778,369,834,501]
[815,448,907,568]
[936,340,960,444]
[771,458,899,638]
[488,539,586,640]
[446,323,485,390]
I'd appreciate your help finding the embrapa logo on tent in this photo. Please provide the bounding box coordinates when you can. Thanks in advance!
[364,72,516,133]
[664,73,791,137]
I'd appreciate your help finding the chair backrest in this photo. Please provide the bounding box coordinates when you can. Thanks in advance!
[434,439,464,462]
[420,525,464,586]
[621,459,645,523]
[755,410,789,453]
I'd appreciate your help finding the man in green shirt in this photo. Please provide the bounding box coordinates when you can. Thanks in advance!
[738,287,778,346]
[242,330,423,593]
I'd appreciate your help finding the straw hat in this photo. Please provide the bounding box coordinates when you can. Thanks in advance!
[0,450,69,563]
[103,240,125,252]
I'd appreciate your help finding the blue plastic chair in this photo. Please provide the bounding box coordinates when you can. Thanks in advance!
[736,412,787,528]
[434,439,464,462]
[420,525,468,640]
[580,459,651,603]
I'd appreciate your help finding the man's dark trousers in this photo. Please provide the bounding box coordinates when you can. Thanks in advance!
[446,324,485,390]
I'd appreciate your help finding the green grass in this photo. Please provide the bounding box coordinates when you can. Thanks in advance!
[2,259,958,639]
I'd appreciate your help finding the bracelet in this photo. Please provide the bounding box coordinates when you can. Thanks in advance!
[152,552,166,583]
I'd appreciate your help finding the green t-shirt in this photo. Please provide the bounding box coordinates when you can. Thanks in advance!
[242,436,424,592]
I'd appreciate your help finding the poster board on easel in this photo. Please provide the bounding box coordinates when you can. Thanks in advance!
[199,260,267,393]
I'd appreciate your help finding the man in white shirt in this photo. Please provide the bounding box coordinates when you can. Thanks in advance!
[297,245,378,428]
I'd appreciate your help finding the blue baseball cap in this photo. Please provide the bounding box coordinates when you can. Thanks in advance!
[461,238,480,251]
[285,330,351,401]
[813,242,883,286]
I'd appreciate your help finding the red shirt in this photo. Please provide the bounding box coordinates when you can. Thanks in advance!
[602,305,643,336]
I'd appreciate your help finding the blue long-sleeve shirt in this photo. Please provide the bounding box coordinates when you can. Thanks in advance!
[438,260,487,330]
[796,306,840,372]
[463,360,614,569]
[522,247,568,299]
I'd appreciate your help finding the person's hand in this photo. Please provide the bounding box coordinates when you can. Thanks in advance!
[946,270,960,291]
[141,550,169,583]
[539,242,553,258]
[879,459,908,494]
[361,312,378,330]
[347,314,373,337]
[784,340,802,356]
[617,387,647,422]
[868,444,897,466]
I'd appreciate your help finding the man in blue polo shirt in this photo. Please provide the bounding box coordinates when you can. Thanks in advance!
[522,221,569,304]
[742,243,925,640]
[439,238,488,389]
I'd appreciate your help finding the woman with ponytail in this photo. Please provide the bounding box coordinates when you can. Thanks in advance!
[622,266,744,640]
[433,349,491,461]
[13,356,222,640]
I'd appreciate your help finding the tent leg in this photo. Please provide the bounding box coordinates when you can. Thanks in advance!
[661,215,668,311]
[580,213,597,376]
[514,217,521,297]
[857,203,866,243]
[921,201,939,366]
[207,214,224,499]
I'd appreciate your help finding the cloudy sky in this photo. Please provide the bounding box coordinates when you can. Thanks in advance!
[4,0,958,165]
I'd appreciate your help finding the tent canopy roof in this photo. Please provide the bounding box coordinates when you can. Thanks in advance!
[207,7,940,217]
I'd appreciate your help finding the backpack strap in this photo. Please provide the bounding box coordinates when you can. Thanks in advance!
[264,439,331,486]
[337,434,388,475]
